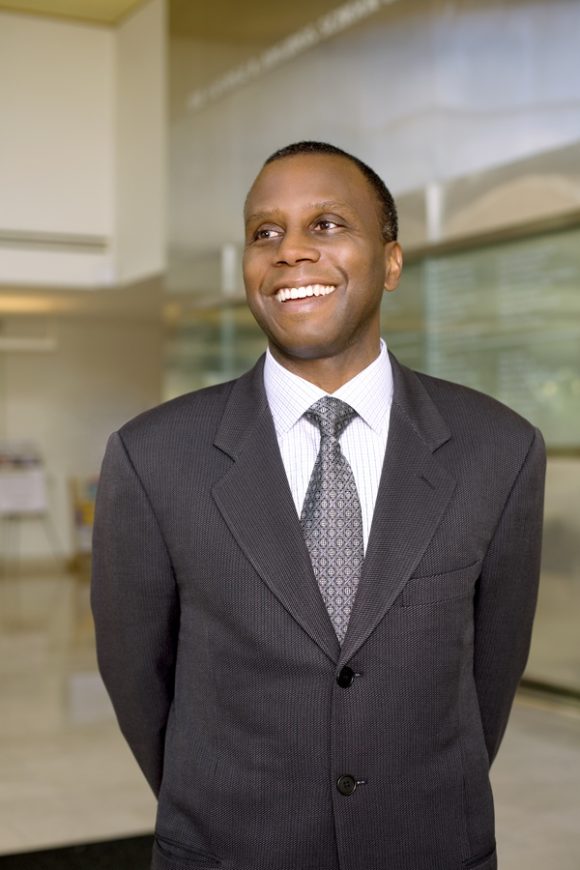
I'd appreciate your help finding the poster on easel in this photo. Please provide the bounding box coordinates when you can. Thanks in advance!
[71,476,98,555]
[0,442,48,516]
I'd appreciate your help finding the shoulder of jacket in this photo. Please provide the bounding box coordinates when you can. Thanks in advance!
[117,378,237,444]
[412,367,539,444]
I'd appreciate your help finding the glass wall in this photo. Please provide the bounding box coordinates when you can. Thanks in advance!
[167,0,580,699]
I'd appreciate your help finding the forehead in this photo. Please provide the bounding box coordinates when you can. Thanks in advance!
[244,153,380,222]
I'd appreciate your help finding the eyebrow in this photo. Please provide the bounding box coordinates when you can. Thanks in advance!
[245,200,356,224]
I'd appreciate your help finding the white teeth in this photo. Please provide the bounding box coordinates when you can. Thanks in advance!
[275,284,336,302]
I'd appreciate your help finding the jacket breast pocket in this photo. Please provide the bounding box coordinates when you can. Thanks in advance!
[398,560,482,607]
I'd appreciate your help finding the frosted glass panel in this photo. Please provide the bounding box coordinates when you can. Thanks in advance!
[529,457,580,690]
[384,225,580,447]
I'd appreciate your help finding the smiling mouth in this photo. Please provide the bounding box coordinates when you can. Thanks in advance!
[275,284,336,302]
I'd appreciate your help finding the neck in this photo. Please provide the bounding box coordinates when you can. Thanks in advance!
[269,342,381,393]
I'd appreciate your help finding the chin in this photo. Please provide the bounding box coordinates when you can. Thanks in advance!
[270,338,343,363]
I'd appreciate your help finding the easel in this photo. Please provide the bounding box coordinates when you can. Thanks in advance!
[0,509,62,577]
[0,457,61,627]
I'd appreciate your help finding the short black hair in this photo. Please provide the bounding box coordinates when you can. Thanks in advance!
[264,141,398,242]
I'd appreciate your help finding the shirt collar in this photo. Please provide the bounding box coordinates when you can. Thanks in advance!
[263,339,393,437]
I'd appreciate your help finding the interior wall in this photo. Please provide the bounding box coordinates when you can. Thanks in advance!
[0,0,167,288]
[0,12,114,239]
[115,0,167,283]
[0,313,163,559]
[0,1,168,561]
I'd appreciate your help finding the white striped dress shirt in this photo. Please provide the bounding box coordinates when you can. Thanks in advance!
[263,340,393,553]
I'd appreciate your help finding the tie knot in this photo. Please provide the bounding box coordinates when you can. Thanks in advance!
[305,396,357,440]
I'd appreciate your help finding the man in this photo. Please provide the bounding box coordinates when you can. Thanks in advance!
[91,142,546,870]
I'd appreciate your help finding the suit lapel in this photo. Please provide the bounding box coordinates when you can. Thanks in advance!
[339,357,456,665]
[211,353,456,667]
[212,359,340,664]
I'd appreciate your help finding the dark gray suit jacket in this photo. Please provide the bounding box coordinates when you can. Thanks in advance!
[91,352,546,870]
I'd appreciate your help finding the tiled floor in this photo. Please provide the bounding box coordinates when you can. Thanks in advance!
[0,570,579,866]
[491,697,580,869]
[528,570,580,690]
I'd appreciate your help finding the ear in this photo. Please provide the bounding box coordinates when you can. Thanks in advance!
[383,242,403,293]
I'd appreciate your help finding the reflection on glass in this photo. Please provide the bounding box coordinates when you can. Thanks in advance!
[383,226,580,447]
[165,305,266,399]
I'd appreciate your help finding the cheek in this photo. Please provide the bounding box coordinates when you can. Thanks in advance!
[242,249,256,277]
[243,256,267,298]
[243,280,270,331]
[346,243,382,276]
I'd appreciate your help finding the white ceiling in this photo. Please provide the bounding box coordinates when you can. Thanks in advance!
[0,0,144,25]
[0,0,345,36]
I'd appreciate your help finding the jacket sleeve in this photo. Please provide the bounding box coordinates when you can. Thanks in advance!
[91,431,179,796]
[473,427,546,765]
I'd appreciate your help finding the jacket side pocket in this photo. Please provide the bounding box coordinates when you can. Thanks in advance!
[152,835,222,870]
[463,845,497,870]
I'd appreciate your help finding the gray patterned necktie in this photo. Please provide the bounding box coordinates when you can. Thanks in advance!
[300,397,364,643]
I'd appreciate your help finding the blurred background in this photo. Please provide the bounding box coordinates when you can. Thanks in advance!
[0,0,579,866]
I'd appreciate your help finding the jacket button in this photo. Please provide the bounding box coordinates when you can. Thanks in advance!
[336,775,357,796]
[336,666,355,688]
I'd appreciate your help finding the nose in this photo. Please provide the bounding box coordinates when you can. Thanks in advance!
[275,228,320,266]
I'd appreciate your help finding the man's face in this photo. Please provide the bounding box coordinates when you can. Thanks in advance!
[243,153,402,377]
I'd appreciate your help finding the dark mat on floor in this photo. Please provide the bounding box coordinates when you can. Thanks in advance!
[0,835,154,869]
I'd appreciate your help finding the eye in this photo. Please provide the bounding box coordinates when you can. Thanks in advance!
[253,226,282,241]
[313,218,340,232]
